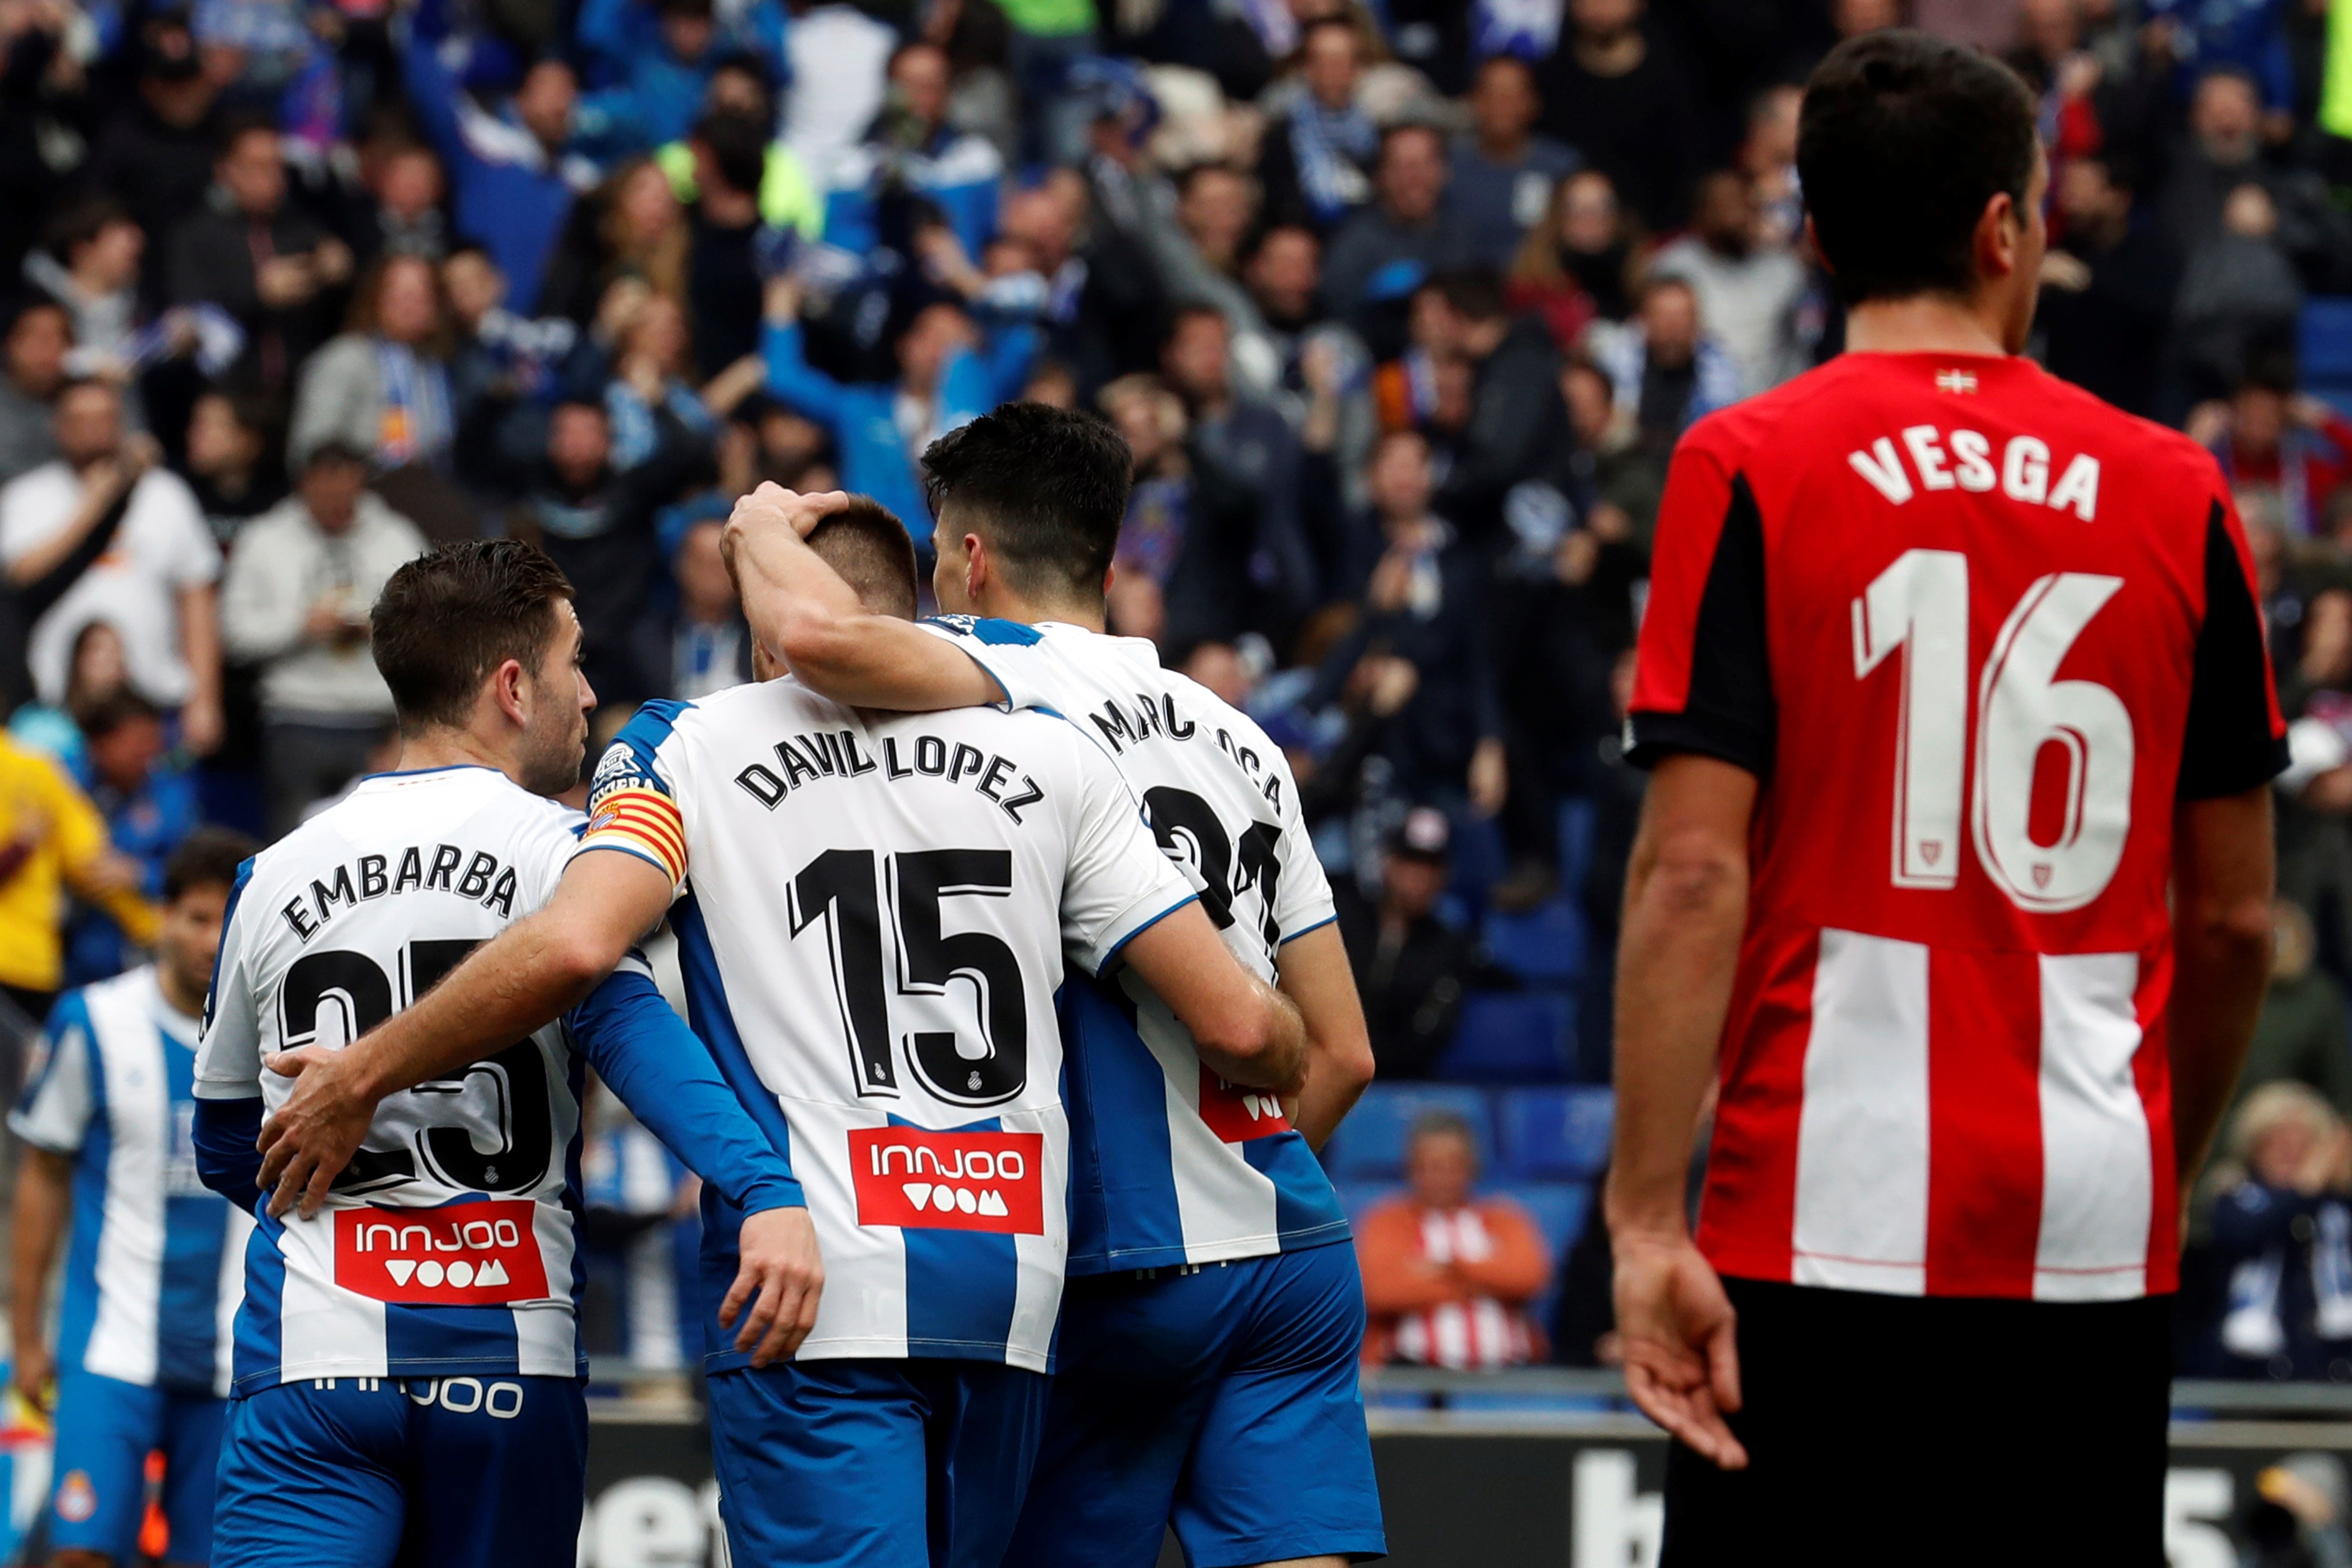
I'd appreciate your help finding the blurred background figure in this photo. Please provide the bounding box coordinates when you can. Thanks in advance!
[1356,1111,1553,1369]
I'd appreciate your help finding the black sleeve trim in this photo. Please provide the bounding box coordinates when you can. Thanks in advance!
[2178,499,2291,800]
[1623,474,1774,777]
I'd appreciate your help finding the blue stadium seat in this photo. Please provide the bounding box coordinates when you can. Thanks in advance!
[1484,896,1585,985]
[1557,796,1595,893]
[1494,1086,1615,1182]
[1497,1182,1592,1262]
[2303,298,2352,385]
[1433,993,1574,1084]
[1323,1083,1494,1180]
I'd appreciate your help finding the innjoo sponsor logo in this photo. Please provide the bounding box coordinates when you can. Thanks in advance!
[332,1197,551,1304]
[848,1127,1046,1234]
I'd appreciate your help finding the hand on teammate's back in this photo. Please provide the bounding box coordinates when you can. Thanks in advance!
[255,1045,379,1218]
[1612,1232,1747,1470]
[723,1206,827,1366]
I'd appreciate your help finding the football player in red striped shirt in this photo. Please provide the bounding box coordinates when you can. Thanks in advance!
[1609,30,2285,1562]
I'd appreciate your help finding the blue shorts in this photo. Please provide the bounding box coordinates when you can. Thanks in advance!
[210,1376,586,1568]
[49,1369,224,1565]
[1006,1242,1387,1568]
[707,1358,1050,1568]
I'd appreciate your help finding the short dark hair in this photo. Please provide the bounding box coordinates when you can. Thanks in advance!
[42,197,136,263]
[165,826,260,902]
[371,541,574,735]
[808,499,919,619]
[1426,266,1508,323]
[215,111,278,160]
[694,110,769,197]
[75,687,161,739]
[921,403,1132,603]
[1797,30,2037,307]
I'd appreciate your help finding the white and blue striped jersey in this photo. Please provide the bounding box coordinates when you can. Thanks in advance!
[916,618,1352,1273]
[193,767,588,1394]
[10,966,251,1395]
[576,683,1194,1372]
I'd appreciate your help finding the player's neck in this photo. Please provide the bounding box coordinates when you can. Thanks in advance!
[1843,294,2012,358]
[973,588,1105,634]
[394,727,521,786]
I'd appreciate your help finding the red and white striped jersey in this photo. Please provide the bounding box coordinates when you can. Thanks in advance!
[1628,352,2287,1302]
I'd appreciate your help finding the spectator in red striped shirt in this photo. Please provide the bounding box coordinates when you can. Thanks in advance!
[1355,1112,1552,1369]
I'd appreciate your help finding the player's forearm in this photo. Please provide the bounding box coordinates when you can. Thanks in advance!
[345,913,620,1101]
[1280,925,1375,1149]
[570,967,804,1214]
[1188,976,1309,1095]
[1605,819,1748,1242]
[2168,788,2278,1191]
[9,1152,67,1357]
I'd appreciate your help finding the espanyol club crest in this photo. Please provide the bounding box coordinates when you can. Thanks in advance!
[54,1469,95,1523]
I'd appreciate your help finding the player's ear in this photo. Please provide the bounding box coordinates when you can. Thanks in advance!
[964,533,989,602]
[490,657,530,728]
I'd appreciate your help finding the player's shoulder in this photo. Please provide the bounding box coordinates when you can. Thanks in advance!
[922,613,1050,651]
[1675,355,1880,469]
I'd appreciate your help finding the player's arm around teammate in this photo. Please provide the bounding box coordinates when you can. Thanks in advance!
[723,481,1375,1146]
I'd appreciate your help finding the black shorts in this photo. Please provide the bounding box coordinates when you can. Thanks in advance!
[1661,1277,2171,1568]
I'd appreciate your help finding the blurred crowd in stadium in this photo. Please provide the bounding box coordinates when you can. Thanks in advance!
[0,0,2347,1388]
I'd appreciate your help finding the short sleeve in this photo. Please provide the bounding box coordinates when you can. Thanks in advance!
[153,476,222,586]
[2180,495,2291,799]
[1056,736,1197,976]
[194,858,265,1099]
[10,997,95,1153]
[914,616,1050,711]
[1623,441,1775,775]
[575,699,691,891]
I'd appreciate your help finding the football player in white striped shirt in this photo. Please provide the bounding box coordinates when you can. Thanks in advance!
[10,829,258,1568]
[236,505,1311,1568]
[726,405,1385,1568]
[189,542,809,1568]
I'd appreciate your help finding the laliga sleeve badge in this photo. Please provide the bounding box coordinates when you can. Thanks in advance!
[55,1469,97,1523]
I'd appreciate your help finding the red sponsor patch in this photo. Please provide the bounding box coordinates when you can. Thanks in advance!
[1197,1066,1292,1143]
[332,1199,551,1305]
[848,1127,1045,1235]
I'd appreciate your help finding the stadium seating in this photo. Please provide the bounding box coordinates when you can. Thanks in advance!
[2302,298,2352,416]
[1323,1083,1494,1180]
[1483,897,1585,985]
[1434,992,1575,1083]
[1494,1086,1615,1182]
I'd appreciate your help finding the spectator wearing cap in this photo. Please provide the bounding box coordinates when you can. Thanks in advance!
[0,299,68,484]
[0,380,221,752]
[823,41,1005,263]
[404,0,603,315]
[1322,125,1477,326]
[167,118,354,395]
[61,688,199,986]
[1450,56,1581,272]
[219,439,427,833]
[1647,169,1807,399]
[1356,1111,1553,1368]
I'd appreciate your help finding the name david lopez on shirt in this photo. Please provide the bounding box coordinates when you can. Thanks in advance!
[1847,425,2102,521]
[733,727,1046,822]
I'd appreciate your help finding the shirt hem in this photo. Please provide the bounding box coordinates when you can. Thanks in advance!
[1065,1218,1353,1276]
[703,1337,1051,1375]
[233,1355,589,1398]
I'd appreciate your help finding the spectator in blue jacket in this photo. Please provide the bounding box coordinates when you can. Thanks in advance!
[405,0,605,314]
[822,41,1004,263]
[575,0,790,158]
[61,688,198,986]
[759,274,1034,539]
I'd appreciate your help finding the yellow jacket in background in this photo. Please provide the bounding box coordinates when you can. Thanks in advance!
[0,734,160,995]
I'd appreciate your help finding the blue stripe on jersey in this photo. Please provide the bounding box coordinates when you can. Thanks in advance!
[671,895,795,1172]
[383,1300,524,1373]
[155,1017,225,1388]
[895,1113,1020,1361]
[203,857,257,1039]
[231,1212,287,1396]
[598,699,692,801]
[562,1051,588,1332]
[1243,1131,1353,1251]
[1057,977,1183,1274]
[55,999,106,1375]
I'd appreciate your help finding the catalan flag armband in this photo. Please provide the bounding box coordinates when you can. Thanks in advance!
[579,782,688,889]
